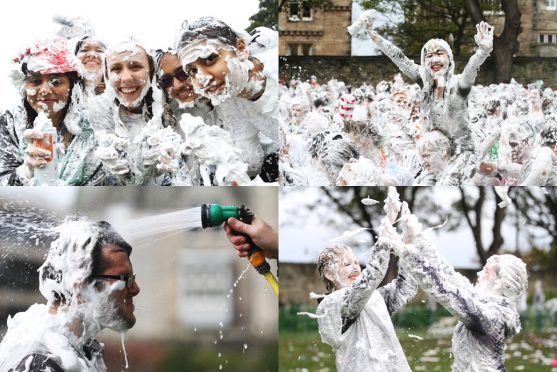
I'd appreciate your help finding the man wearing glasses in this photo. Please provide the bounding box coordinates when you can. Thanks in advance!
[0,219,140,371]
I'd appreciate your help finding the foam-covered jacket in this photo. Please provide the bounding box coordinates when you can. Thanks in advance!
[0,304,107,372]
[0,105,104,186]
[399,236,521,371]
[317,241,416,372]
[375,36,491,184]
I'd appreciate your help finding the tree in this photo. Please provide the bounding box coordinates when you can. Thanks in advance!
[359,0,476,56]
[248,0,279,31]
[447,188,507,265]
[511,187,557,272]
[464,0,522,83]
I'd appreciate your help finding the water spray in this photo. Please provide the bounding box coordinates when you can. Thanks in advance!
[201,204,279,296]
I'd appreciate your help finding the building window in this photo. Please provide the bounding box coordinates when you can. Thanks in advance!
[287,43,314,56]
[289,0,312,21]
[538,34,557,43]
[548,0,557,10]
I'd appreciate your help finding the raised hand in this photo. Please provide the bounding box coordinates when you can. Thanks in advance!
[474,21,494,52]
[400,202,423,244]
[347,9,379,41]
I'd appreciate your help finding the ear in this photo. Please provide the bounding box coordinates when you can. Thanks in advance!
[236,39,249,60]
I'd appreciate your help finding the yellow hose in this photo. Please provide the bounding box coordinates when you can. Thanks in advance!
[263,271,279,296]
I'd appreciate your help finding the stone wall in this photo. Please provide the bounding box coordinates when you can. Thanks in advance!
[280,55,557,87]
[279,0,352,56]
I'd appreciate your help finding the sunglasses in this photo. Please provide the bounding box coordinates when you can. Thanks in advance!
[96,273,136,289]
[157,69,189,90]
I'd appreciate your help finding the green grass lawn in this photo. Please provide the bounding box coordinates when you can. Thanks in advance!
[279,330,557,371]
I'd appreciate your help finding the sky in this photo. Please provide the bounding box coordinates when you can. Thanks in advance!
[279,188,541,269]
[0,0,260,110]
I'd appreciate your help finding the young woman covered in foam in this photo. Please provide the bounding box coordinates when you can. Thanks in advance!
[349,10,494,185]
[88,39,186,185]
[315,187,416,372]
[0,36,104,185]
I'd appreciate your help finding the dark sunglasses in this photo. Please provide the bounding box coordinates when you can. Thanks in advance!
[96,273,136,289]
[157,69,189,90]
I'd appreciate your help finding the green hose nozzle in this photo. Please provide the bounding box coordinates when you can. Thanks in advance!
[201,204,241,228]
[200,203,278,295]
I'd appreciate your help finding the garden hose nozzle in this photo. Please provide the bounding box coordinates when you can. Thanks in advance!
[200,204,278,295]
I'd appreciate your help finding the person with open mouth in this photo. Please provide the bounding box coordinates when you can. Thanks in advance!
[0,36,104,186]
[88,40,185,186]
[349,11,495,186]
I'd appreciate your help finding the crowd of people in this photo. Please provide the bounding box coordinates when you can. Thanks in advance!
[0,16,279,186]
[280,11,557,186]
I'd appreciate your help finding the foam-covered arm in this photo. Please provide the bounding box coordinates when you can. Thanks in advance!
[399,236,496,332]
[378,261,417,315]
[340,240,391,328]
[458,47,491,91]
[373,33,421,83]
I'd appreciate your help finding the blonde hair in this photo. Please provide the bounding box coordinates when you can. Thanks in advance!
[489,254,528,300]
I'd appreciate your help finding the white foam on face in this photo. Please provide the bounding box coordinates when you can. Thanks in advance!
[0,218,134,371]
[178,39,224,67]
[53,100,66,113]
[106,45,152,109]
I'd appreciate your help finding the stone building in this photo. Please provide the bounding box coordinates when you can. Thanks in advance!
[497,0,557,57]
[279,0,557,57]
[279,0,352,56]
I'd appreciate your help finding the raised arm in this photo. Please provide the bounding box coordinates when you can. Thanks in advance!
[347,10,421,82]
[339,187,403,329]
[399,235,505,333]
[458,22,493,90]
[378,259,417,315]
[340,240,391,331]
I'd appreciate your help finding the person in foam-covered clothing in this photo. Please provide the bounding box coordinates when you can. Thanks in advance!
[88,39,186,185]
[0,219,140,372]
[176,17,279,181]
[0,36,104,186]
[74,36,107,101]
[348,10,494,185]
[315,188,416,372]
[380,197,528,371]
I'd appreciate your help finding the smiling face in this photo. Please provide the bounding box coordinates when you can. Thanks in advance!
[424,47,450,77]
[77,41,105,73]
[106,47,151,108]
[159,53,196,105]
[325,248,362,290]
[181,38,251,104]
[25,73,71,121]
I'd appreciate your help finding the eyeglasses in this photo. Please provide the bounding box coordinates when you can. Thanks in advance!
[157,69,189,90]
[95,273,136,289]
